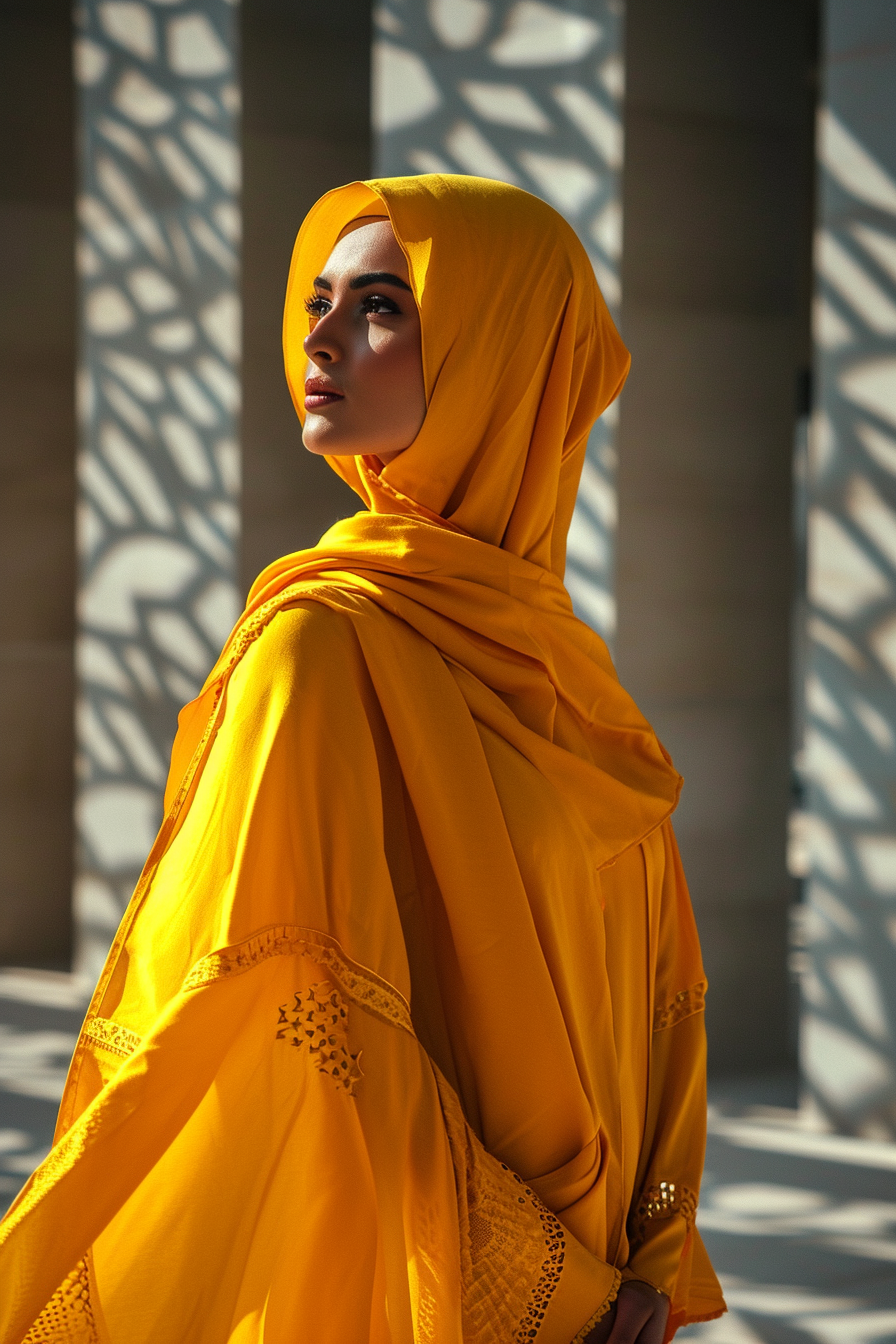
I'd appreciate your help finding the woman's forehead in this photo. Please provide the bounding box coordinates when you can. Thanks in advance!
[324,217,404,272]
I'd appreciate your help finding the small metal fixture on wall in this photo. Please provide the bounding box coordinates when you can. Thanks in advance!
[373,0,625,642]
[796,1,896,1137]
[73,0,241,980]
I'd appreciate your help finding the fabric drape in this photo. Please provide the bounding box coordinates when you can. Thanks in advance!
[0,174,725,1344]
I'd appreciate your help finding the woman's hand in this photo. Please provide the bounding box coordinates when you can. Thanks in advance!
[583,1280,671,1344]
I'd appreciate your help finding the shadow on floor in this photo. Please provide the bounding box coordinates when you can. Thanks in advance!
[682,1072,896,1343]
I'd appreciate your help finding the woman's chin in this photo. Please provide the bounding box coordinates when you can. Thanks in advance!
[302,431,359,458]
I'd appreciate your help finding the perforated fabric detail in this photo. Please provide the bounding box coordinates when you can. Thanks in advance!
[22,1258,98,1343]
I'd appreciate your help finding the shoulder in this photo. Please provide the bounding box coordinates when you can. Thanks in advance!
[228,595,369,705]
[256,597,360,659]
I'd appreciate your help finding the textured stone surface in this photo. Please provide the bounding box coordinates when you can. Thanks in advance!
[239,0,367,589]
[616,0,817,1074]
[795,1,896,1138]
[74,0,241,980]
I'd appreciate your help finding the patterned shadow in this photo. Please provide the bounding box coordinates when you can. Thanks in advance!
[792,4,896,1138]
[74,1,241,980]
[373,0,624,641]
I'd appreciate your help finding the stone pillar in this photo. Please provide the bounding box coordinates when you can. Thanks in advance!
[74,1,241,980]
[0,0,77,969]
[616,0,815,1076]
[373,0,624,642]
[797,2,896,1135]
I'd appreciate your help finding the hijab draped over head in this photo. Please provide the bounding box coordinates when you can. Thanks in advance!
[213,172,680,858]
[156,173,681,866]
[283,173,630,578]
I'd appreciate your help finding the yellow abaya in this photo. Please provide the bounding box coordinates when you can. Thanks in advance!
[0,175,725,1343]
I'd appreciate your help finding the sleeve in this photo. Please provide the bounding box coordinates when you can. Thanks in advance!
[622,822,726,1337]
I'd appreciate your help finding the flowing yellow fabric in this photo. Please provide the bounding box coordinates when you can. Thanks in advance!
[0,175,725,1344]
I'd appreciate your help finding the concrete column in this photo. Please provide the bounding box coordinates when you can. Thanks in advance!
[74,1,241,980]
[616,0,816,1074]
[0,1,77,968]
[239,0,367,588]
[797,1,896,1136]
[373,0,625,642]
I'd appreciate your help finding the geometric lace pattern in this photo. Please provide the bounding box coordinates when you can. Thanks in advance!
[80,927,414,1078]
[183,923,415,1037]
[628,1179,698,1252]
[652,983,705,1033]
[434,1068,619,1344]
[276,982,363,1095]
[22,1257,98,1344]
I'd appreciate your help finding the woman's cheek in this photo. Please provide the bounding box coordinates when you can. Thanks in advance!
[366,324,397,355]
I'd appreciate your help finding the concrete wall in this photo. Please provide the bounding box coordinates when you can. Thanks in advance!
[798,1,896,1137]
[617,0,817,1073]
[0,0,76,967]
[240,0,365,590]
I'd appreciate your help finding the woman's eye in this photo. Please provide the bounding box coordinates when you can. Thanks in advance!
[362,294,400,316]
[304,295,330,317]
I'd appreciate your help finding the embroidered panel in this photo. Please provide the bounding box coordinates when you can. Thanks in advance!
[183,923,415,1036]
[628,1180,697,1252]
[22,1257,98,1344]
[652,984,706,1033]
[83,1015,142,1059]
[433,1068,582,1344]
[276,983,363,1096]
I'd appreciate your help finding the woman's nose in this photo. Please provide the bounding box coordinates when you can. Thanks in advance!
[302,311,341,364]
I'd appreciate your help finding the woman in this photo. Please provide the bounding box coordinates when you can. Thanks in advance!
[0,175,725,1344]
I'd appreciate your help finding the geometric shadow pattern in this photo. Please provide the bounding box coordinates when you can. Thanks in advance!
[73,1,241,981]
[373,0,623,641]
[793,3,896,1138]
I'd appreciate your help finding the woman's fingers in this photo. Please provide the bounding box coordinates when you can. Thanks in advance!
[605,1281,670,1344]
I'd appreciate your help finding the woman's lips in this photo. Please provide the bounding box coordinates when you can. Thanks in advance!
[304,379,344,411]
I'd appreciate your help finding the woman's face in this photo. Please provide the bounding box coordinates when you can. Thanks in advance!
[301,217,426,462]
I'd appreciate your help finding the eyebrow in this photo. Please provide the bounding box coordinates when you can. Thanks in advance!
[312,271,413,293]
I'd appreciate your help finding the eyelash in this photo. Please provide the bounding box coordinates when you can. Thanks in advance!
[304,293,401,318]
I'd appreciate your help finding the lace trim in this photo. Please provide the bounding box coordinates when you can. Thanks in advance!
[628,1181,697,1251]
[183,923,414,1036]
[652,984,705,1032]
[277,983,363,1095]
[22,1257,98,1343]
[82,1016,142,1059]
[434,1070,566,1344]
[511,1173,566,1343]
[569,1276,622,1344]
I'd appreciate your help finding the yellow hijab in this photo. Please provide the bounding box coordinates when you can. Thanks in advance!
[286,173,627,574]
[171,174,680,856]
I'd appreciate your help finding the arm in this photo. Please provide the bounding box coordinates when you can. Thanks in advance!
[619,823,724,1339]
